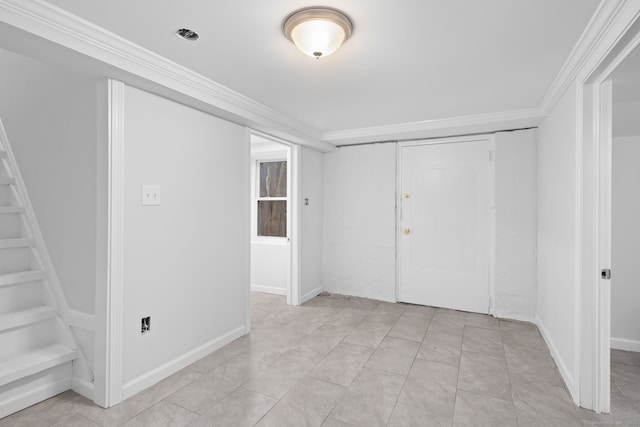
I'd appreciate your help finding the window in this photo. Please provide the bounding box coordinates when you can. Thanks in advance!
[256,160,287,237]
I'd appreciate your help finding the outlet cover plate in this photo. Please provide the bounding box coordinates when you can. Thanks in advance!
[141,185,161,206]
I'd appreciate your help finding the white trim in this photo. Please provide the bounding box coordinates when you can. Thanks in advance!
[251,285,287,296]
[488,136,497,316]
[596,79,613,414]
[71,376,94,401]
[289,144,302,306]
[576,0,640,413]
[394,141,400,303]
[611,338,640,352]
[536,315,577,403]
[100,79,126,407]
[0,373,71,419]
[301,286,324,304]
[540,0,629,114]
[121,325,245,400]
[0,0,331,152]
[243,128,252,336]
[62,309,96,331]
[324,108,543,146]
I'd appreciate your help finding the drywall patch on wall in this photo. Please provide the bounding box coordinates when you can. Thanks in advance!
[611,136,640,351]
[122,85,249,385]
[322,143,397,302]
[493,129,537,321]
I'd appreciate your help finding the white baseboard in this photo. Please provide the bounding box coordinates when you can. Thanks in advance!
[71,376,94,401]
[493,312,536,323]
[611,337,640,352]
[0,368,72,418]
[536,315,578,403]
[250,284,286,295]
[302,286,323,304]
[121,325,246,400]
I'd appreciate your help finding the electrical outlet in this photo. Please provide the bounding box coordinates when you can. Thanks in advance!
[141,316,151,334]
[141,185,161,206]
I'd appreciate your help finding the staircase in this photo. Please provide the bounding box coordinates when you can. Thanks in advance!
[0,120,84,417]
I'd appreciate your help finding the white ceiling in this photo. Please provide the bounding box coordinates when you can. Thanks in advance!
[44,0,600,133]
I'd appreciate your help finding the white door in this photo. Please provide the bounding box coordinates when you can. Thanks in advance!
[399,139,490,313]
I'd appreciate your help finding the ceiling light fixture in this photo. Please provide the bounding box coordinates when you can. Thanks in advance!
[175,28,199,41]
[283,7,353,59]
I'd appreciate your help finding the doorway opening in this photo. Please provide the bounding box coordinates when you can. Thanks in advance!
[580,15,640,413]
[249,132,301,307]
[609,49,640,412]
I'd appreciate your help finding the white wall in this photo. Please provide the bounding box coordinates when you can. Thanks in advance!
[494,130,537,320]
[611,136,640,351]
[536,83,579,396]
[0,48,97,315]
[323,143,397,302]
[300,147,324,302]
[250,141,288,295]
[613,100,640,137]
[121,85,249,392]
[322,133,538,315]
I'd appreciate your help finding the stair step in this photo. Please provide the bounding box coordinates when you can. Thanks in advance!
[0,306,57,332]
[0,238,34,249]
[0,177,15,185]
[0,344,77,387]
[0,207,25,214]
[0,271,46,288]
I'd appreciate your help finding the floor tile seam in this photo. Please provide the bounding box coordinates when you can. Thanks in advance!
[413,353,461,368]
[378,363,413,427]
[613,360,640,368]
[461,321,501,331]
[305,376,349,427]
[459,347,508,361]
[134,400,200,425]
[233,389,280,427]
[56,412,97,427]
[618,388,640,415]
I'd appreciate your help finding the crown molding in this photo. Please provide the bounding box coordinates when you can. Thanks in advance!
[539,0,638,115]
[323,108,544,145]
[0,0,334,151]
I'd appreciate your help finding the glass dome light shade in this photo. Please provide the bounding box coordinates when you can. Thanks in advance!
[283,8,353,59]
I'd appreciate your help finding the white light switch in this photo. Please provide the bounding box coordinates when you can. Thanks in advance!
[141,185,161,206]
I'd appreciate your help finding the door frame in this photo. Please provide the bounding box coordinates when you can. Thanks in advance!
[579,13,640,412]
[250,130,302,307]
[395,135,496,313]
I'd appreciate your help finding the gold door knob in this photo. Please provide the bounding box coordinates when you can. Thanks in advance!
[403,193,410,199]
[403,228,410,235]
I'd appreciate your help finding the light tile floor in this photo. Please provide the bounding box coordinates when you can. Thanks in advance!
[2,292,640,426]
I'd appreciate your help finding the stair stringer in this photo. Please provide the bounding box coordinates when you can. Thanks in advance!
[0,119,94,407]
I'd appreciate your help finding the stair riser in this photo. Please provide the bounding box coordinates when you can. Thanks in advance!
[0,248,31,274]
[0,363,73,419]
[0,282,44,314]
[0,186,8,206]
[0,214,21,239]
[0,320,56,361]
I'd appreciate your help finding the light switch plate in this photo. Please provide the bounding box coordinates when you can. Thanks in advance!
[141,185,161,206]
